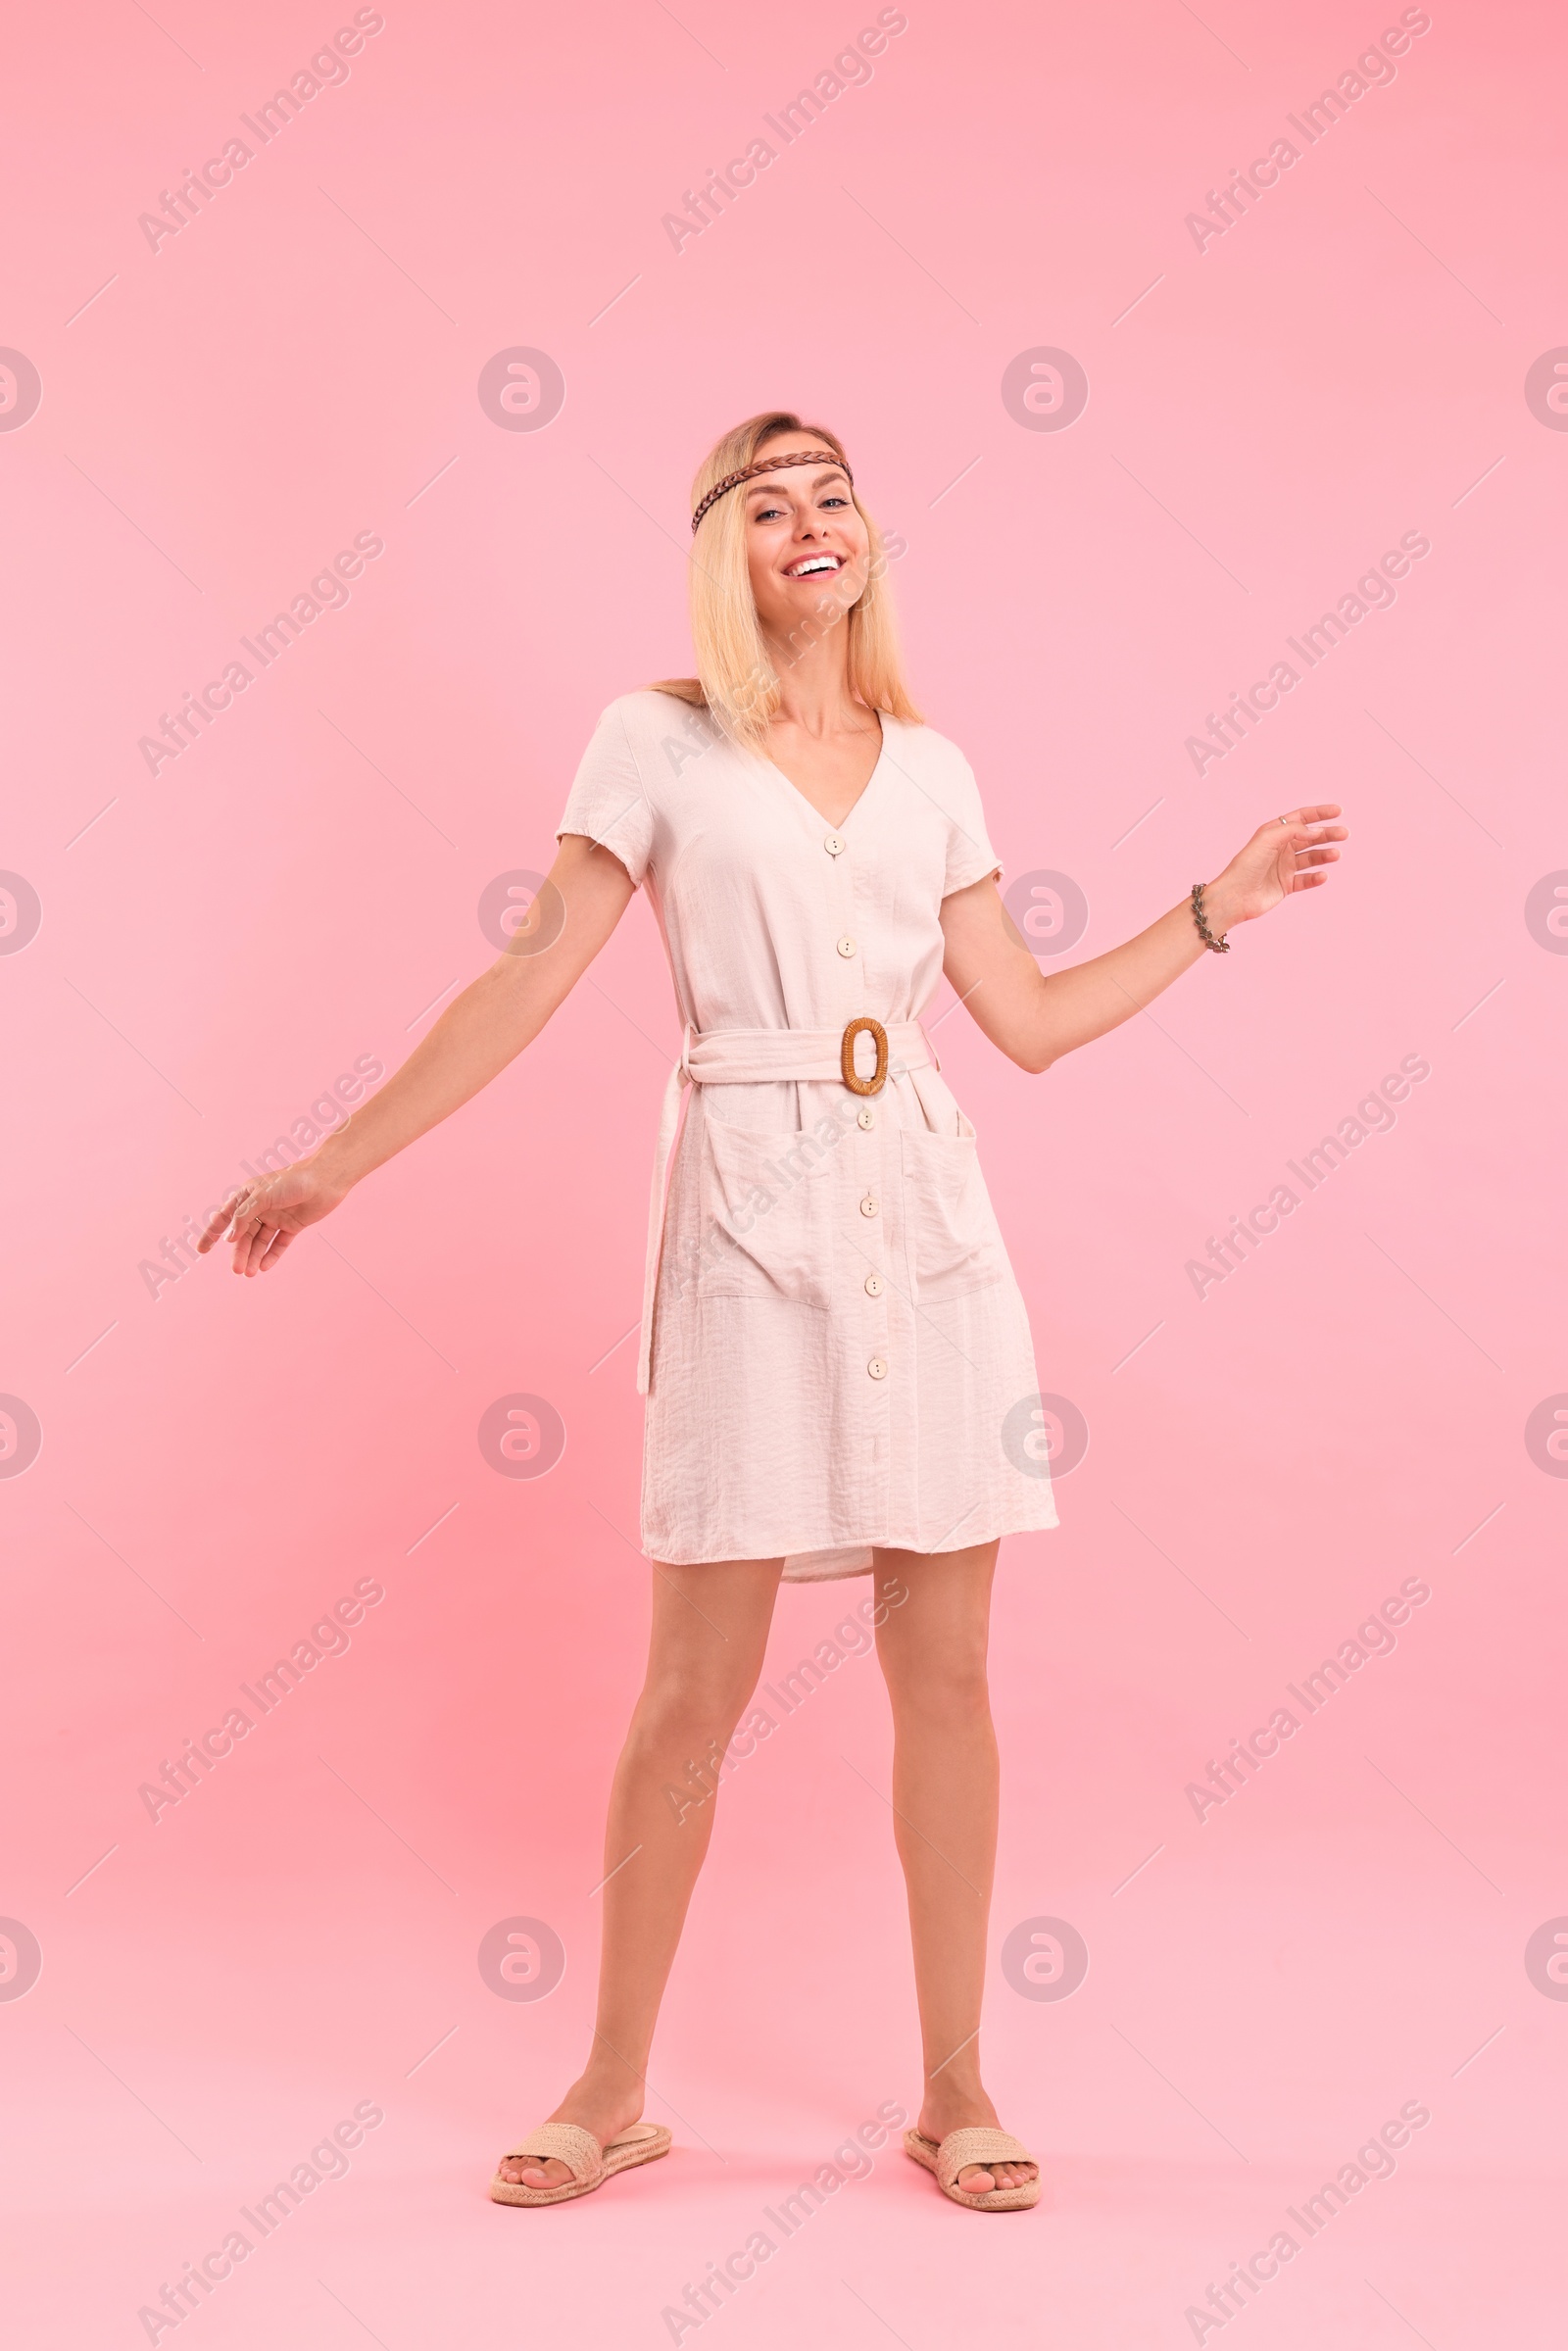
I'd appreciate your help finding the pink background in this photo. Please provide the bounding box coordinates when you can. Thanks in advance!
[3,0,1564,2341]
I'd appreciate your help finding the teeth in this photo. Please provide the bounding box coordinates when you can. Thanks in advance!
[793,557,838,575]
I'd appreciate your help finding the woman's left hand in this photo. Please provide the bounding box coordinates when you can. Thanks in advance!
[1205,804,1348,932]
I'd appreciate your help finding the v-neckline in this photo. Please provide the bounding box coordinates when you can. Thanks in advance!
[760,712,890,837]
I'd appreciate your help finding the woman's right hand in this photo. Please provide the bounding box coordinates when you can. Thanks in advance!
[197,1158,349,1278]
[193,839,640,1283]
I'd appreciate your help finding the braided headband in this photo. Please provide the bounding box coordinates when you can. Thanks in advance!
[691,448,854,535]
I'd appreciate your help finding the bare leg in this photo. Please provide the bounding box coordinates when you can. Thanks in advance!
[871,1541,1037,2196]
[498,1555,783,2188]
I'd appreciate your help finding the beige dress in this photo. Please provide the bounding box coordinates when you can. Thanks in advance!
[557,690,1058,1579]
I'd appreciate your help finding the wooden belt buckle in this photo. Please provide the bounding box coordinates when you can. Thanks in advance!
[841,1015,889,1097]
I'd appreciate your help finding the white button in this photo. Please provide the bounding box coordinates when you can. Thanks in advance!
[864,1272,884,1298]
[867,1356,888,1381]
[859,1194,879,1218]
[857,1106,876,1130]
[824,833,846,857]
[837,935,857,958]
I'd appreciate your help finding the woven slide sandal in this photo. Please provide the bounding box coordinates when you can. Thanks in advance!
[490,2120,672,2206]
[903,2125,1041,2211]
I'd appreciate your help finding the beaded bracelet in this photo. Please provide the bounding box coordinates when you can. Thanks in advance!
[1190,882,1230,954]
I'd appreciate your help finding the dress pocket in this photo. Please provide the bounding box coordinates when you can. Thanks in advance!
[697,1114,833,1308]
[899,1118,1004,1302]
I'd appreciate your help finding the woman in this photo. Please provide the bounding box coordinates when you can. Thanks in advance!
[200,411,1346,2214]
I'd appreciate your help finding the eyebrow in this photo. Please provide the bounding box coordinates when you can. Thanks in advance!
[745,467,849,497]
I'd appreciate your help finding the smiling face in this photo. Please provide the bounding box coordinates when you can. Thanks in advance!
[742,435,872,645]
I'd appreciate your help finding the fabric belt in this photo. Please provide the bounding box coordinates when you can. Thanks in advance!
[636,1019,937,1394]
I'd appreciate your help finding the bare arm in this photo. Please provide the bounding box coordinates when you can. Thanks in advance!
[939,806,1347,1074]
[200,833,636,1274]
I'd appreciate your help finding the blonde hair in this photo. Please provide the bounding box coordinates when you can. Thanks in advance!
[651,410,921,749]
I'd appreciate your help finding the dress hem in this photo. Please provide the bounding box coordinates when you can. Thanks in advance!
[638,1510,1059,1576]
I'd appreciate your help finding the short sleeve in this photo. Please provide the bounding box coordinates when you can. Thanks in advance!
[941,753,1003,898]
[556,702,656,888]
